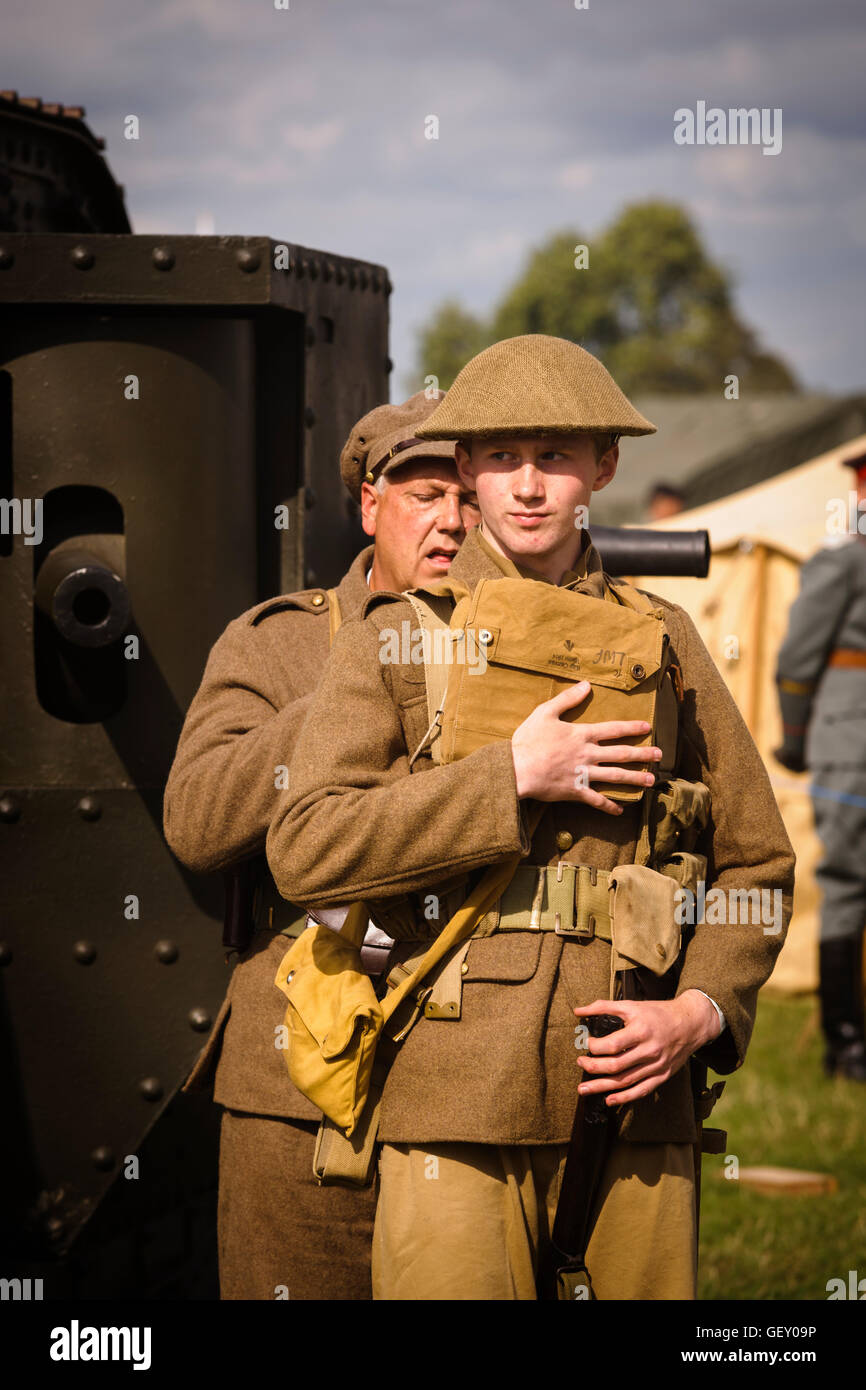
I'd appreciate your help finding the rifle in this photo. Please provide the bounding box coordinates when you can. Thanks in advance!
[537,1013,626,1301]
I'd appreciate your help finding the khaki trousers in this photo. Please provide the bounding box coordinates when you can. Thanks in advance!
[372,1138,697,1300]
[218,1110,377,1300]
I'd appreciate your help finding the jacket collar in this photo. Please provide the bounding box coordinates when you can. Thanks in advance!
[451,523,608,600]
[337,543,377,617]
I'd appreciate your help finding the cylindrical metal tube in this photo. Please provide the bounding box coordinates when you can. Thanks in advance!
[589,526,710,578]
[34,547,130,647]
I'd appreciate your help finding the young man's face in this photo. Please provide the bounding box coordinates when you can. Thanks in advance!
[361,458,481,593]
[455,435,617,575]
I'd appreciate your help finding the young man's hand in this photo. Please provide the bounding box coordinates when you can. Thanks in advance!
[510,680,661,814]
[573,992,722,1105]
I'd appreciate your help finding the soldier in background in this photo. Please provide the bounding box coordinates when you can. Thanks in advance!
[163,392,479,1298]
[774,449,866,1083]
[646,483,686,522]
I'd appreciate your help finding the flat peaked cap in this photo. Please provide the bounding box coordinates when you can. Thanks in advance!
[414,335,656,440]
[340,390,457,502]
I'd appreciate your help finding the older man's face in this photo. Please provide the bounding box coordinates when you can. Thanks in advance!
[360,459,480,593]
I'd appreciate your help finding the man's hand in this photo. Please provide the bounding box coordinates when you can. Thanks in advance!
[573,992,721,1106]
[511,680,662,814]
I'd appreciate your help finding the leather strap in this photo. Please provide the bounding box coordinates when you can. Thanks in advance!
[827,648,866,668]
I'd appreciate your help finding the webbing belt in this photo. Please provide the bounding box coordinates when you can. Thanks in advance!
[827,647,866,668]
[313,862,612,1186]
[496,863,613,940]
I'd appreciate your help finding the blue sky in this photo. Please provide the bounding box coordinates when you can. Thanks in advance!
[8,0,866,395]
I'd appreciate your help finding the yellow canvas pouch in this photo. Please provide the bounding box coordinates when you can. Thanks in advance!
[274,903,383,1135]
[274,855,522,1134]
[438,577,669,802]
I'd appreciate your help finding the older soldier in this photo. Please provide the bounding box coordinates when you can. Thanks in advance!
[163,391,479,1299]
[774,449,866,1083]
[266,335,796,1300]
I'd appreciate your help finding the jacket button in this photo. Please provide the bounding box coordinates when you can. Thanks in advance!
[631,663,646,680]
[655,943,666,959]
[461,962,469,976]
[556,831,573,853]
[311,593,325,606]
[286,970,295,983]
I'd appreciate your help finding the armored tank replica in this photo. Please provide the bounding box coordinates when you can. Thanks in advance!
[0,90,391,1297]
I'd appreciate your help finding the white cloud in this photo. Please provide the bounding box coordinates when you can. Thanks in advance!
[556,161,596,191]
[4,0,864,391]
[281,119,344,155]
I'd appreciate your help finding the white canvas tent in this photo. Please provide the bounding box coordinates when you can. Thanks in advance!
[627,432,866,994]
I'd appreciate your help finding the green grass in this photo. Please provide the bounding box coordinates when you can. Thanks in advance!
[697,993,866,1300]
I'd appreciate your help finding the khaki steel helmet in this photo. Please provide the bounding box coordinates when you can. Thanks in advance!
[414,335,656,441]
[340,390,457,502]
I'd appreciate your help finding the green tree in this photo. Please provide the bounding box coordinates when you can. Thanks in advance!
[411,300,489,392]
[414,201,797,395]
[491,230,619,353]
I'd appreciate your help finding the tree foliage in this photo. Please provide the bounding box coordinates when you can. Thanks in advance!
[412,300,489,396]
[414,201,797,394]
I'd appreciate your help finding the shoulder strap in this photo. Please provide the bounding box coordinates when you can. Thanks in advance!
[603,574,658,617]
[405,592,455,763]
[381,798,546,1032]
[382,853,521,1027]
[327,588,342,647]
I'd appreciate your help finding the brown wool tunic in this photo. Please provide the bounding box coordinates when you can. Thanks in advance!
[164,544,375,1120]
[266,525,796,1147]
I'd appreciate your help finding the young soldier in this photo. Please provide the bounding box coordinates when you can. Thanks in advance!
[163,391,479,1299]
[266,336,796,1300]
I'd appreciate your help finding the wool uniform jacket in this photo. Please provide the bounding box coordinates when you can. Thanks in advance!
[163,545,375,1120]
[266,525,797,1146]
[776,533,866,769]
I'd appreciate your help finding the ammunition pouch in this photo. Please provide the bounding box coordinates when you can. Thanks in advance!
[434,577,674,802]
[608,864,682,977]
[658,852,708,896]
[648,778,712,862]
